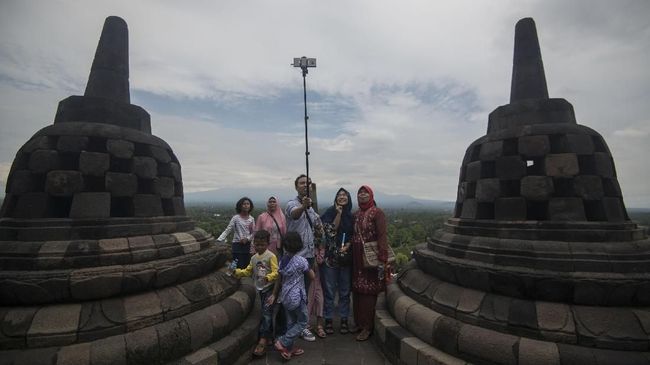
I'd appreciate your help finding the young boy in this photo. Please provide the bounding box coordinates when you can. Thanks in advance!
[268,231,315,360]
[234,230,278,356]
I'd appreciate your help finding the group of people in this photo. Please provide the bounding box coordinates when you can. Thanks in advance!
[216,174,392,360]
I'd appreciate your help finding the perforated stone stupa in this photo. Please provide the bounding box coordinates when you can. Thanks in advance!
[0,16,258,364]
[375,18,650,364]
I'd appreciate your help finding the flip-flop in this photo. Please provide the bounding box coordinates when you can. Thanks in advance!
[292,347,305,356]
[274,340,291,360]
[316,325,327,338]
[253,343,266,357]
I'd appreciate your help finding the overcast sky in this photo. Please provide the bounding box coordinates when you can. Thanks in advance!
[0,0,649,207]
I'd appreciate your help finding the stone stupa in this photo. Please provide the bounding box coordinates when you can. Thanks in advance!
[374,18,650,364]
[0,16,258,364]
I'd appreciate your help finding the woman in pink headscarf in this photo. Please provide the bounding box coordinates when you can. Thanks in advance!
[255,196,287,256]
[351,185,390,341]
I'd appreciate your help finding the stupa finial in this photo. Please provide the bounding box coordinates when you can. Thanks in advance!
[510,17,549,102]
[84,16,130,103]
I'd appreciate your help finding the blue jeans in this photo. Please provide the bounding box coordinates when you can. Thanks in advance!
[232,252,251,269]
[278,300,308,350]
[321,264,351,320]
[258,288,274,339]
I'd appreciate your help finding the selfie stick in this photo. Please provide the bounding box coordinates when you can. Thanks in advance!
[292,56,317,197]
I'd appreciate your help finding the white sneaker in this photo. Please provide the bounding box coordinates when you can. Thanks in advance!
[301,328,316,342]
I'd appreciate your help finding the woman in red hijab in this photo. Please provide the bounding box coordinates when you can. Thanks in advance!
[350,185,390,341]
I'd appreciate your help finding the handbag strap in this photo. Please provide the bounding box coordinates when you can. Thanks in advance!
[269,213,284,240]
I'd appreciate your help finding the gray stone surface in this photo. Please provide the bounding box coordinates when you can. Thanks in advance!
[106,139,134,159]
[154,177,175,198]
[496,156,525,179]
[574,175,604,200]
[545,153,579,177]
[458,324,518,364]
[9,170,35,194]
[105,172,137,197]
[79,151,109,176]
[519,135,550,157]
[46,170,84,196]
[29,150,60,173]
[133,194,163,217]
[132,156,157,178]
[479,141,503,160]
[475,178,500,202]
[495,197,526,220]
[57,136,89,152]
[521,176,554,200]
[70,192,111,218]
[548,198,586,221]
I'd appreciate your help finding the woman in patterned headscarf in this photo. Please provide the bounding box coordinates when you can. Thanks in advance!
[350,185,390,341]
[255,196,287,256]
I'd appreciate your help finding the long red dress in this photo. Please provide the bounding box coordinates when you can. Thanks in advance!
[351,205,389,331]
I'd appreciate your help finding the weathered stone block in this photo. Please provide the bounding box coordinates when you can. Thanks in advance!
[603,197,626,222]
[70,193,110,218]
[460,199,477,219]
[123,292,162,326]
[71,272,123,301]
[545,153,579,177]
[148,145,171,163]
[170,162,182,181]
[548,198,586,221]
[479,141,503,161]
[79,151,109,176]
[56,342,91,365]
[400,336,429,365]
[125,326,160,364]
[519,135,550,157]
[495,197,527,220]
[521,176,554,200]
[133,156,157,179]
[22,136,52,152]
[172,197,186,215]
[2,307,38,337]
[476,178,500,202]
[496,156,525,179]
[27,303,82,347]
[90,333,127,365]
[106,139,134,159]
[13,192,49,218]
[458,324,518,364]
[9,170,35,194]
[573,175,604,200]
[406,304,441,342]
[133,194,163,217]
[432,316,460,355]
[566,134,594,155]
[536,301,574,333]
[105,172,137,197]
[518,338,560,365]
[465,161,482,182]
[594,152,614,177]
[154,177,175,198]
[29,150,60,173]
[45,170,84,197]
[57,135,89,152]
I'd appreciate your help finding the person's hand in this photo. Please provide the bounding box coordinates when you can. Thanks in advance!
[240,238,248,244]
[301,196,312,209]
[340,244,349,253]
[335,204,343,214]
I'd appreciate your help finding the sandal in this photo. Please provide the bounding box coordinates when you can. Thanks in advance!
[292,347,305,356]
[274,340,291,360]
[316,325,327,338]
[356,329,371,341]
[324,319,334,335]
[253,342,266,357]
[339,319,349,334]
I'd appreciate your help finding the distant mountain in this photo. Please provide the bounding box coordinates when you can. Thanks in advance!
[184,187,454,211]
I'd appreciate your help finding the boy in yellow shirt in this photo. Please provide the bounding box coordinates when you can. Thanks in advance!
[234,230,279,356]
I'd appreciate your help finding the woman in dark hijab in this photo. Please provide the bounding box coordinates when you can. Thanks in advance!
[319,188,354,334]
